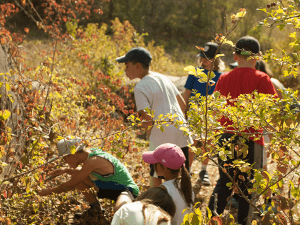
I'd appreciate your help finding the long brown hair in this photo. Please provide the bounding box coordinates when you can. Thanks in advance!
[135,187,175,225]
[170,165,194,206]
[135,186,176,218]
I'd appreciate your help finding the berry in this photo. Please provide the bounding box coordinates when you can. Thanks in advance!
[267,4,271,8]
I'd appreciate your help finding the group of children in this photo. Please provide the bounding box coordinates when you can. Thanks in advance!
[38,35,282,225]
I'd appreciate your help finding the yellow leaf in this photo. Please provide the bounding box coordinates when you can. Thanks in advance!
[215,54,225,58]
[225,40,234,46]
[6,83,11,91]
[184,65,196,72]
[236,11,247,18]
[277,8,284,14]
[70,146,77,154]
[289,32,297,38]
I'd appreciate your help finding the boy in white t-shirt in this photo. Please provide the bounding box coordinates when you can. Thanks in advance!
[116,47,193,187]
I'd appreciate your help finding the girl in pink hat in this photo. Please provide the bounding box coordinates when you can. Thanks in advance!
[143,143,195,225]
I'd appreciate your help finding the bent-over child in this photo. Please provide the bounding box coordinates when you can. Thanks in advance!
[38,136,139,218]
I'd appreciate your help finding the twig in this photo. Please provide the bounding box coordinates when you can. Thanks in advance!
[1,156,59,183]
[208,156,262,213]
[213,193,219,217]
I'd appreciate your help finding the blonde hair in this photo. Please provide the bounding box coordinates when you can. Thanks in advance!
[199,57,225,72]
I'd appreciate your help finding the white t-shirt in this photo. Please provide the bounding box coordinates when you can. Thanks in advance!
[162,180,194,225]
[111,202,171,225]
[134,71,193,151]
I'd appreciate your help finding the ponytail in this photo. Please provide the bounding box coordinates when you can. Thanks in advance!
[172,165,193,206]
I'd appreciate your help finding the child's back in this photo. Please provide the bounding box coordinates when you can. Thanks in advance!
[135,71,192,151]
[161,180,194,225]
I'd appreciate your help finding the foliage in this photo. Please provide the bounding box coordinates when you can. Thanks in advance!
[128,4,300,224]
[0,1,173,224]
[183,2,300,224]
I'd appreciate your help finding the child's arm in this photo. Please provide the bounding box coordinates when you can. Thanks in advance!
[139,109,153,139]
[38,160,96,196]
[177,93,187,115]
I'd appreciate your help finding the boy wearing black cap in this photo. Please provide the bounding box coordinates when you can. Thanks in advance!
[207,36,276,225]
[116,47,193,188]
[183,42,225,186]
[38,137,139,218]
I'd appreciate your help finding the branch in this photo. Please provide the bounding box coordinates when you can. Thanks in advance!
[208,156,262,214]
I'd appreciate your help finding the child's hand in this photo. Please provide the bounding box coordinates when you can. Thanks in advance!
[48,169,65,177]
[37,188,51,196]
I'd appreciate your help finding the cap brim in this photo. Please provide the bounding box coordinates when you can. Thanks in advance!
[116,55,129,63]
[143,151,159,164]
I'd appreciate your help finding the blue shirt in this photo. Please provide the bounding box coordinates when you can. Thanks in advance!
[184,68,222,97]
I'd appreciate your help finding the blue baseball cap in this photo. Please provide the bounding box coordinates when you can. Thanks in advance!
[116,47,152,66]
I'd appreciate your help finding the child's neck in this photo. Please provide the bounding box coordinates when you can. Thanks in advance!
[139,69,150,79]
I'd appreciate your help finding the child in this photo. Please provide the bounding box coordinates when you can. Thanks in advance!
[207,36,277,225]
[183,42,225,186]
[38,136,139,218]
[116,47,193,188]
[111,187,175,225]
[143,143,194,225]
[255,59,287,213]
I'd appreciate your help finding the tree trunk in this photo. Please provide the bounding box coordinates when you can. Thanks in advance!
[0,45,25,190]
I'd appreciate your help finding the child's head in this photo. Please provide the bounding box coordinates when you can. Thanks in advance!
[143,143,186,171]
[198,42,225,71]
[116,47,152,80]
[234,36,260,68]
[136,187,176,218]
[57,136,85,168]
[143,144,194,206]
[255,59,273,77]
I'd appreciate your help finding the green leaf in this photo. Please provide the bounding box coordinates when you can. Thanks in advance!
[191,214,200,225]
[226,182,233,187]
[213,91,221,98]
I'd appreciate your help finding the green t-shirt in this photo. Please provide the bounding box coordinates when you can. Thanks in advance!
[88,148,139,196]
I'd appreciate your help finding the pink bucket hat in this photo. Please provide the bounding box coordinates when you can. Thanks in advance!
[143,143,186,170]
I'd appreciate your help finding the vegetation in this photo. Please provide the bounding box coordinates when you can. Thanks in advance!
[0,0,300,224]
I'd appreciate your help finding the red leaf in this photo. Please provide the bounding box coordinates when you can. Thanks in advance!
[3,190,7,198]
[24,27,29,33]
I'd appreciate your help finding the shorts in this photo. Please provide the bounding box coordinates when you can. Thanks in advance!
[97,189,136,201]
[150,146,190,178]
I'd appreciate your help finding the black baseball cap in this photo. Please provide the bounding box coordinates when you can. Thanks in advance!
[116,47,152,66]
[197,42,220,60]
[235,36,260,56]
